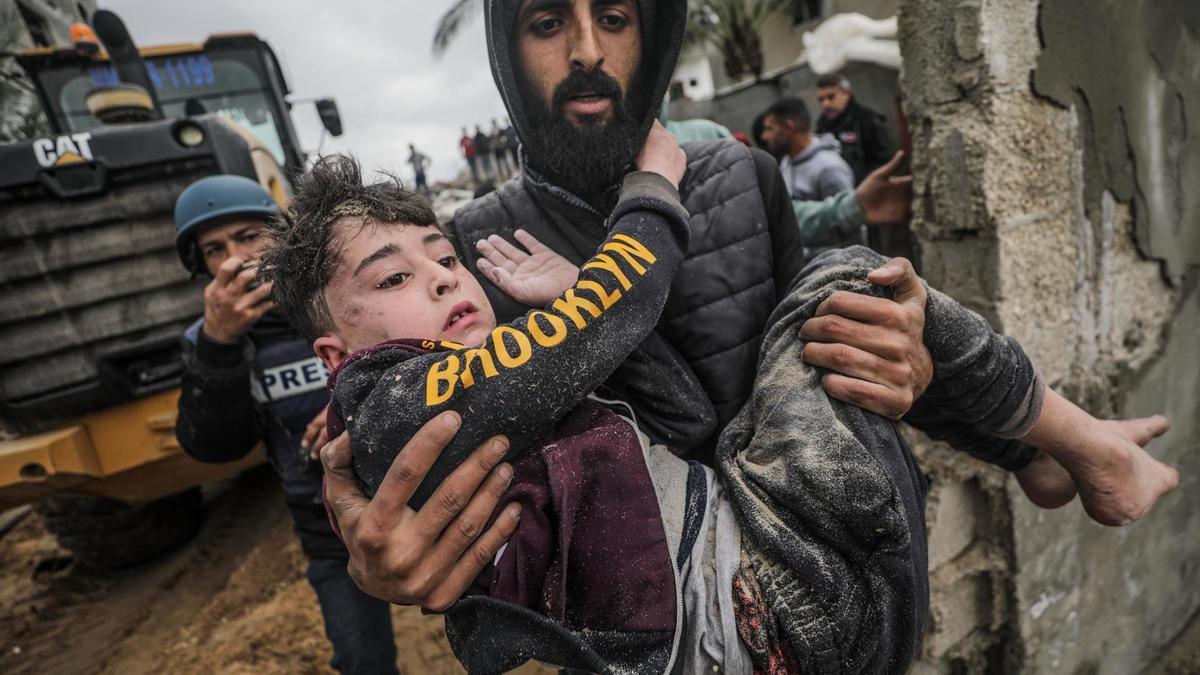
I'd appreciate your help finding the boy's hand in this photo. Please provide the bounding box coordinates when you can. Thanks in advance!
[320,412,520,611]
[801,257,932,419]
[636,120,686,188]
[476,229,579,307]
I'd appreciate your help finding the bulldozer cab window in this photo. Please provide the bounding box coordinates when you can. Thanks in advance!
[30,46,290,167]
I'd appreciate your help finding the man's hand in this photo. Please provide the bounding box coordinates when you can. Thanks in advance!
[800,257,933,419]
[320,411,521,610]
[302,405,330,460]
[636,120,686,188]
[856,151,913,226]
[201,256,274,344]
[476,229,579,306]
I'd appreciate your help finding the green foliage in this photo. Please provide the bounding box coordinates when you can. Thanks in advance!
[1,3,51,143]
[432,0,482,57]
[686,0,792,82]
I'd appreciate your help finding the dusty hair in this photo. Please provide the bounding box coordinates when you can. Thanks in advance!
[262,154,438,342]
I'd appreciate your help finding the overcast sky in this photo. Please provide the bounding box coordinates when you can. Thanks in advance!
[108,0,507,183]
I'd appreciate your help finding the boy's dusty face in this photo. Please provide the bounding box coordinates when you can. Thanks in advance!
[314,219,496,370]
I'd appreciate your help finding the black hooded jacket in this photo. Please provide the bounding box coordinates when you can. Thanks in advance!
[452,0,1032,470]
[453,0,818,457]
[437,3,1036,672]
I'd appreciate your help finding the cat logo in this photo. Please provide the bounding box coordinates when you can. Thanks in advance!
[32,133,95,168]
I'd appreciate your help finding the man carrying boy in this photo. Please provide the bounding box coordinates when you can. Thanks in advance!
[317,0,1179,653]
[171,175,399,675]
[268,144,1177,672]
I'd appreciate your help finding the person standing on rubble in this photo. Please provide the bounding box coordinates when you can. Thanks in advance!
[473,124,495,182]
[407,143,431,192]
[171,175,399,675]
[459,126,480,185]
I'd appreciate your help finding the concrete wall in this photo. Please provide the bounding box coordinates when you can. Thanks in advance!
[899,0,1200,672]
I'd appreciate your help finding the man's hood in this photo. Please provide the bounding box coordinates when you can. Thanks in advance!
[484,0,688,185]
[795,133,842,163]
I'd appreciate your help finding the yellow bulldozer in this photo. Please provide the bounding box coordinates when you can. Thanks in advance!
[0,10,342,567]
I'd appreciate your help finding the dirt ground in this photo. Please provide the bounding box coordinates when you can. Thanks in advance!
[0,467,547,675]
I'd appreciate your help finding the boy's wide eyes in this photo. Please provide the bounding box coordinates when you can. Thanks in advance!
[375,256,457,289]
[377,272,409,289]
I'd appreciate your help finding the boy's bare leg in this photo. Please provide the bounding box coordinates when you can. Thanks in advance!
[1020,389,1179,525]
[1013,453,1076,509]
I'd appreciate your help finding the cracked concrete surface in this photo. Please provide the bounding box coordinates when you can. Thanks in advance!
[900,0,1199,672]
[1034,1,1200,280]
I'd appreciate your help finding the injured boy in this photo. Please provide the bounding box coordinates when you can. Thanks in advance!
[263,130,1177,674]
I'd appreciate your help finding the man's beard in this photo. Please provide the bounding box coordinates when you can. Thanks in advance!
[521,68,645,205]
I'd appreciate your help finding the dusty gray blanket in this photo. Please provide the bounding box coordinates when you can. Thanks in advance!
[717,246,1043,674]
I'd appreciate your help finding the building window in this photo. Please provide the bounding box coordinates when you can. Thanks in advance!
[792,0,825,25]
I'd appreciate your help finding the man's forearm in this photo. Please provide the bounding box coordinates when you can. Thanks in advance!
[791,190,864,247]
[175,334,264,462]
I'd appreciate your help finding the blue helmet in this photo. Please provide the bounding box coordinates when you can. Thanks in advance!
[174,174,280,273]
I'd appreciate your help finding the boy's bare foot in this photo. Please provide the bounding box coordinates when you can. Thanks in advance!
[1065,415,1179,526]
[1022,388,1180,527]
[1065,415,1176,526]
[1014,453,1076,509]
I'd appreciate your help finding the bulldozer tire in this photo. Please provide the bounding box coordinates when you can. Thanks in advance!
[36,488,204,569]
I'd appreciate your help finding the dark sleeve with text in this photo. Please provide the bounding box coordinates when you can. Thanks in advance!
[332,172,692,508]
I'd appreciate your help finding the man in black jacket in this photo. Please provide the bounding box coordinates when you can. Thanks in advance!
[172,175,399,675]
[816,72,914,258]
[816,73,896,184]
[323,0,945,615]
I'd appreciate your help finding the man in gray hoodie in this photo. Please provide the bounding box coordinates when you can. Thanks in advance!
[762,97,864,252]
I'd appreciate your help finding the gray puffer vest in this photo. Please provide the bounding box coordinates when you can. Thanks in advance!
[449,139,774,451]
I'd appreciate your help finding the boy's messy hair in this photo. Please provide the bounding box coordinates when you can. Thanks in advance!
[263,154,438,342]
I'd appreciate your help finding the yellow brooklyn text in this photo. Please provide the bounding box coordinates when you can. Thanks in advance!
[425,234,657,405]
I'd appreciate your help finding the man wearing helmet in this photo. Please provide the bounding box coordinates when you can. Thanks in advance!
[172,175,399,675]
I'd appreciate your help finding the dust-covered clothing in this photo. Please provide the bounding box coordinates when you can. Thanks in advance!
[329,171,702,505]
[717,246,1044,673]
[326,171,713,671]
[327,240,1045,674]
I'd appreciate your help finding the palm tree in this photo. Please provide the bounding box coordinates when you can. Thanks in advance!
[686,0,793,82]
[1,3,51,143]
[432,0,482,57]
